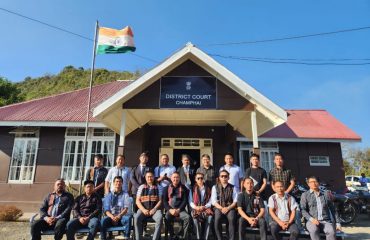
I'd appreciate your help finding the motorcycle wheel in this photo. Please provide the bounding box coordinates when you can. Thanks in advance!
[339,202,357,224]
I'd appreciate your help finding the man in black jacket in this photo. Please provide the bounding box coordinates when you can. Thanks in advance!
[66,180,102,240]
[163,172,190,240]
[177,154,195,190]
[85,154,108,199]
[30,178,74,240]
[130,151,152,197]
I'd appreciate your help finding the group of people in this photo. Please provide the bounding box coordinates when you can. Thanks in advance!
[30,151,341,240]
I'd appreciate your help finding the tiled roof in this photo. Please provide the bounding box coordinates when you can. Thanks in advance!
[261,110,361,141]
[0,81,132,122]
[0,83,361,141]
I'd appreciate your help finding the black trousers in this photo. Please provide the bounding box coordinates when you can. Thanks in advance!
[270,221,299,240]
[30,218,67,240]
[214,209,236,240]
[239,217,267,240]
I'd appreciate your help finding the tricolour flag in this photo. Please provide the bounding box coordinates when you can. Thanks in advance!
[97,26,136,54]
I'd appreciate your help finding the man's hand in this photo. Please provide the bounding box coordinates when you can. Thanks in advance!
[45,217,55,226]
[311,218,320,226]
[149,208,157,216]
[79,217,89,225]
[143,209,150,216]
[221,207,229,214]
[250,217,259,227]
[169,209,176,216]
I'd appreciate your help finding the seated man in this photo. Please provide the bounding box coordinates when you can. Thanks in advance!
[66,180,101,240]
[237,177,267,240]
[163,171,190,240]
[101,176,132,240]
[211,170,238,240]
[30,178,74,240]
[268,180,299,240]
[300,176,341,240]
[189,172,213,240]
[134,171,163,240]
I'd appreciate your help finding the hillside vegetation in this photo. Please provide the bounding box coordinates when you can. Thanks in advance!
[0,66,140,106]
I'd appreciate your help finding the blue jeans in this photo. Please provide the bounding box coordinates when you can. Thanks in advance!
[66,217,100,240]
[100,215,132,239]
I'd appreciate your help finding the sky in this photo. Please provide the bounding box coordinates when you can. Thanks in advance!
[0,0,369,148]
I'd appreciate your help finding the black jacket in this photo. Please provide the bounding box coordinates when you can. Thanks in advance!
[40,191,74,220]
[130,165,152,195]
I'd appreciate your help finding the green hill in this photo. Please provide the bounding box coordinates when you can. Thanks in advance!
[14,66,141,101]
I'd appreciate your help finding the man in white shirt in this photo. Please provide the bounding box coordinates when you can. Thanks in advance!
[219,153,244,192]
[189,173,213,240]
[154,154,176,188]
[211,170,238,240]
[268,180,299,240]
[105,155,131,195]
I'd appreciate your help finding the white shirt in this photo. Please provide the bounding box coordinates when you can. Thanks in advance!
[105,166,131,193]
[268,193,298,222]
[211,184,238,206]
[154,165,176,187]
[189,185,212,209]
[219,164,244,191]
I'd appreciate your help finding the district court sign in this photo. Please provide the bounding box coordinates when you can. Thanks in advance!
[160,76,217,109]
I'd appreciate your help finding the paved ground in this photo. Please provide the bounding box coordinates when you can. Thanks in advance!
[1,213,369,240]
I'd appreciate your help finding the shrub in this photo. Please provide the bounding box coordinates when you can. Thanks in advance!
[0,205,23,221]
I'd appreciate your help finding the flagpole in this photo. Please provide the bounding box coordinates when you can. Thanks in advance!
[79,20,99,195]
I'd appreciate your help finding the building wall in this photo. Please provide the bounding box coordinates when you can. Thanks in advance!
[0,127,66,211]
[278,141,345,190]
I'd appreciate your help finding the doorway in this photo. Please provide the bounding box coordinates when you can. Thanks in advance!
[173,149,200,170]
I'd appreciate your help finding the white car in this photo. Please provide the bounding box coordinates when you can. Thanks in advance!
[345,175,370,191]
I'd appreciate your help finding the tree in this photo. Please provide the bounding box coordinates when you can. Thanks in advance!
[343,145,370,176]
[0,77,23,107]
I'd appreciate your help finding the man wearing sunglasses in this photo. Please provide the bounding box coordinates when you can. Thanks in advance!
[189,173,213,240]
[211,170,238,240]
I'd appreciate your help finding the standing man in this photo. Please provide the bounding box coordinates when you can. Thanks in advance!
[105,155,131,195]
[134,171,163,240]
[30,178,74,240]
[196,154,216,188]
[85,154,108,199]
[219,152,244,192]
[238,177,267,240]
[300,176,341,240]
[269,153,295,193]
[101,176,132,240]
[245,153,267,200]
[66,180,101,240]
[163,172,190,240]
[359,173,369,187]
[130,151,152,199]
[189,172,213,240]
[154,154,176,188]
[211,170,238,240]
[177,154,196,189]
[268,180,299,240]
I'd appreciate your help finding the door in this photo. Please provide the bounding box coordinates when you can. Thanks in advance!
[173,149,201,170]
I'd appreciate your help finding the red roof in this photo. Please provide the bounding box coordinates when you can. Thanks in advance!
[0,82,361,141]
[0,81,131,122]
[261,110,361,141]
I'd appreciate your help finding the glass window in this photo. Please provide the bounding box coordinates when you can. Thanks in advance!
[61,128,116,183]
[353,177,360,182]
[309,156,330,166]
[8,138,39,183]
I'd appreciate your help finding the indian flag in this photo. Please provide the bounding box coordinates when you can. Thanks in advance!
[97,26,136,54]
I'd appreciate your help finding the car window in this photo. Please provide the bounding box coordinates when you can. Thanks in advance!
[345,177,351,181]
[354,177,360,182]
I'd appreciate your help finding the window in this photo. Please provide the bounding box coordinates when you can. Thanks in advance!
[8,132,39,183]
[309,156,330,166]
[353,177,360,182]
[61,128,116,183]
[239,141,278,173]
